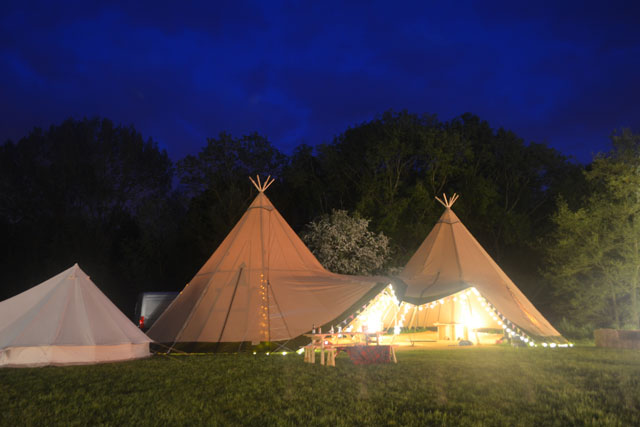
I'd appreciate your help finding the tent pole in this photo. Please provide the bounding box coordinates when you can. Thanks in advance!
[215,267,244,352]
[408,305,417,331]
[266,280,293,342]
[467,295,480,345]
[381,300,395,332]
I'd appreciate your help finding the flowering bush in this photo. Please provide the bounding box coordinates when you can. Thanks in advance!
[302,209,390,275]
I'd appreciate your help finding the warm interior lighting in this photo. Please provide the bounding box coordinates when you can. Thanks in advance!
[363,308,384,332]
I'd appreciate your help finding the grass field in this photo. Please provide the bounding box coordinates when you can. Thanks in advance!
[1,346,639,426]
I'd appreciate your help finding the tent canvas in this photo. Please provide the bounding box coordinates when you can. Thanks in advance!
[148,176,384,347]
[395,194,564,342]
[0,264,151,367]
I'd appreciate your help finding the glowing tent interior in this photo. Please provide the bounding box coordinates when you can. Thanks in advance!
[0,264,152,367]
[346,194,566,346]
[147,176,385,350]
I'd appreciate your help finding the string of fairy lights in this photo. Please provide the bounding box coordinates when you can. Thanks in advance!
[330,284,572,349]
[259,273,269,342]
[472,287,572,348]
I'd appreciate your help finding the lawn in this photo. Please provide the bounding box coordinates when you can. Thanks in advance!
[1,346,639,426]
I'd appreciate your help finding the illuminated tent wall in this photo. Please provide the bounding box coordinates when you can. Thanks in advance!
[0,264,152,367]
[148,176,383,348]
[392,193,565,344]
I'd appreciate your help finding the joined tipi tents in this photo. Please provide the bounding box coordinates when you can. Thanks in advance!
[148,176,384,347]
[0,264,152,367]
[396,193,564,342]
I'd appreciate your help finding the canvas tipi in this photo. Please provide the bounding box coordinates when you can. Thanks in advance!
[148,176,384,348]
[0,264,152,367]
[394,193,564,342]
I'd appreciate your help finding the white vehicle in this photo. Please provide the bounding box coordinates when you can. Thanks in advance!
[134,292,179,331]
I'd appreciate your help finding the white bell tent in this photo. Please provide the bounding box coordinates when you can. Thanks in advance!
[0,264,152,367]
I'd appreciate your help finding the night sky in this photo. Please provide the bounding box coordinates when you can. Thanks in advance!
[2,1,639,164]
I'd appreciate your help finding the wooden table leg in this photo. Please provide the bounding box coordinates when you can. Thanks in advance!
[327,349,335,367]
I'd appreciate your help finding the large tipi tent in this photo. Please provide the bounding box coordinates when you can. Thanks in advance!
[0,264,152,367]
[148,176,384,347]
[394,193,564,343]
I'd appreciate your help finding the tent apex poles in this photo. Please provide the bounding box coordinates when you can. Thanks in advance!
[249,175,275,193]
[435,193,459,208]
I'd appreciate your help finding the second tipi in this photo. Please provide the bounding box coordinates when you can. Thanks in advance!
[396,193,564,343]
[148,176,385,347]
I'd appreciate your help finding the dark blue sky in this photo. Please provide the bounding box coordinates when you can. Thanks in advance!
[2,1,639,164]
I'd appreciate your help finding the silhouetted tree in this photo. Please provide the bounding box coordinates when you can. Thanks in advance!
[0,111,591,325]
[177,132,287,269]
[0,118,175,313]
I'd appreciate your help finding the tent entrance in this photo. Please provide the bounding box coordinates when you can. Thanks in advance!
[345,286,545,346]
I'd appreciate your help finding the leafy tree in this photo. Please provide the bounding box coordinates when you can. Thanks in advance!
[277,144,329,230]
[316,110,470,263]
[0,110,589,322]
[0,118,175,312]
[544,129,640,332]
[439,114,585,303]
[448,114,584,260]
[302,209,391,275]
[179,132,286,197]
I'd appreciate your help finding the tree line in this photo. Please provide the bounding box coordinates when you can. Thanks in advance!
[1,112,636,337]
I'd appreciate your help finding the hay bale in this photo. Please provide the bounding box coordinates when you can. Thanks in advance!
[594,329,640,349]
[594,329,617,348]
[618,330,640,349]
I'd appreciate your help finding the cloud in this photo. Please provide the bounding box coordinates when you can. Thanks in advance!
[1,1,639,164]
